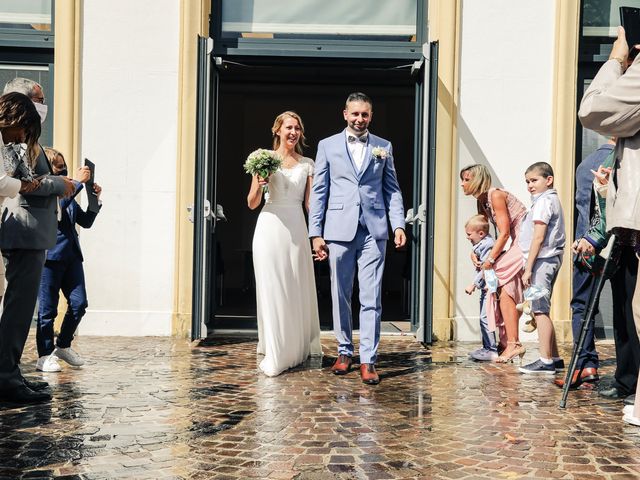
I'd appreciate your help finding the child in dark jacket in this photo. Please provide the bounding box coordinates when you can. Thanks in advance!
[35,148,102,372]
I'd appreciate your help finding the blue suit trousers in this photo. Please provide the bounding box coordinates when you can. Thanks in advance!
[328,224,386,364]
[36,257,88,357]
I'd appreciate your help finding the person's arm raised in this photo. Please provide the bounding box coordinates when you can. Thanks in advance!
[579,27,640,138]
[247,174,267,210]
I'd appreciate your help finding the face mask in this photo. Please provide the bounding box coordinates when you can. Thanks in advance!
[34,102,48,124]
[58,168,68,177]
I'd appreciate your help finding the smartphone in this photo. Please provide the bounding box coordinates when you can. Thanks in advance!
[620,6,640,60]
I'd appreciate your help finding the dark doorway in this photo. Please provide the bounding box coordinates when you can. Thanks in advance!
[209,59,416,331]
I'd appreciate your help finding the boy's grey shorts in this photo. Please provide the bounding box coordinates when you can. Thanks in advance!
[530,254,563,314]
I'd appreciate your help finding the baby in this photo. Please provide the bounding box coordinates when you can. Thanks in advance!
[464,214,498,361]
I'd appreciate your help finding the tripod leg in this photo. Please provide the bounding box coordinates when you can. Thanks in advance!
[560,240,617,408]
[559,277,600,408]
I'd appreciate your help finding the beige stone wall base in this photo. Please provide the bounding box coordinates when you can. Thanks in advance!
[550,0,580,342]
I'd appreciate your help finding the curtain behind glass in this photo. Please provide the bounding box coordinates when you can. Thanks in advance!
[0,0,51,31]
[222,0,417,38]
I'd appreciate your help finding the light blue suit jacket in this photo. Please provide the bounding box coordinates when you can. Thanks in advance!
[309,130,405,242]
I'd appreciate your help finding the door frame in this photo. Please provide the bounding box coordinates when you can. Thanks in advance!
[192,46,437,341]
[191,36,219,340]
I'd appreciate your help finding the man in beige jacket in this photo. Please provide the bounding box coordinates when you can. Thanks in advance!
[579,26,640,425]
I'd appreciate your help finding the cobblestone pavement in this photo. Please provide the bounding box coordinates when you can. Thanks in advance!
[1,334,639,479]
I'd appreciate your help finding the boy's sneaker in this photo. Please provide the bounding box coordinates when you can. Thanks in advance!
[36,354,62,372]
[53,347,85,367]
[519,359,556,375]
[470,348,499,362]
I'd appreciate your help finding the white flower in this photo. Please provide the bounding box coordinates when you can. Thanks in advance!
[371,147,389,160]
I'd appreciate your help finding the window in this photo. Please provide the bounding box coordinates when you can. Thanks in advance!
[582,0,640,37]
[212,0,426,58]
[0,64,52,146]
[0,0,51,32]
[221,0,417,41]
[0,1,53,146]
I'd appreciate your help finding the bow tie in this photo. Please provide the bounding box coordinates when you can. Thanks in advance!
[347,134,367,144]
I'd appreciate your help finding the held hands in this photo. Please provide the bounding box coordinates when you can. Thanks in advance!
[394,228,407,249]
[312,237,329,261]
[464,284,476,295]
[522,269,532,288]
[572,238,595,255]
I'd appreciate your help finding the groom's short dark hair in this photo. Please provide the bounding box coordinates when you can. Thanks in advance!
[346,92,372,109]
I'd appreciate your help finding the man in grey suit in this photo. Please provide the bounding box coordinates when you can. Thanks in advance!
[0,78,75,404]
[309,92,406,385]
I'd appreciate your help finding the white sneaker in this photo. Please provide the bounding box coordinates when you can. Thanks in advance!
[36,354,62,372]
[54,347,85,367]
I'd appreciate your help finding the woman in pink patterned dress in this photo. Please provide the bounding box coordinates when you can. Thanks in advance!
[460,164,527,363]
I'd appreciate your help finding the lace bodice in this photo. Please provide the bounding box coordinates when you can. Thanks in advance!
[264,157,314,206]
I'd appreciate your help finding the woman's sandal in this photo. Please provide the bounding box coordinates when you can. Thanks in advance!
[494,341,526,364]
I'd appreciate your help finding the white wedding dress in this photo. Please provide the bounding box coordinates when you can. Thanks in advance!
[252,157,323,376]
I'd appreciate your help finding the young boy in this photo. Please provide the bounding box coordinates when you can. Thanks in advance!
[518,162,565,375]
[464,215,498,361]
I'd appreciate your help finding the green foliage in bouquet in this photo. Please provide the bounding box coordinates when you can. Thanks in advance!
[243,149,282,180]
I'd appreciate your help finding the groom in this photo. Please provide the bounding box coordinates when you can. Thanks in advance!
[309,92,406,385]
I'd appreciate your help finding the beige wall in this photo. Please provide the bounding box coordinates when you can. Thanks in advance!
[173,0,211,337]
[549,0,580,341]
[428,0,580,342]
[428,0,461,341]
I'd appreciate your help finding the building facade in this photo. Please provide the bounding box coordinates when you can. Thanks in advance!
[0,0,629,341]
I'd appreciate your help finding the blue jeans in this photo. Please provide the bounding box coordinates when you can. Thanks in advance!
[570,265,599,370]
[36,257,88,357]
[479,289,497,351]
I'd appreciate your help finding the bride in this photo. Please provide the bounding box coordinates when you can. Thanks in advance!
[247,111,322,376]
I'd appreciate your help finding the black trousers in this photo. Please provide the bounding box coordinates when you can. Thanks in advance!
[610,246,640,395]
[0,249,46,390]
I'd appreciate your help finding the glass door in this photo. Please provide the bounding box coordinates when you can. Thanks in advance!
[410,41,438,344]
[191,36,219,340]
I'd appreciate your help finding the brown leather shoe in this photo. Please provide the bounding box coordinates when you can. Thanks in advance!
[331,354,352,375]
[360,363,380,385]
[554,367,599,389]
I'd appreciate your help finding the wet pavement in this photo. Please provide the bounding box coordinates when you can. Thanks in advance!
[1,334,639,479]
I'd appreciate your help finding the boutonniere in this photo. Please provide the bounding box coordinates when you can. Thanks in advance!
[371,147,389,161]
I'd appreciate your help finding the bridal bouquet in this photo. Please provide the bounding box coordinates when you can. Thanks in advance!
[244,149,282,191]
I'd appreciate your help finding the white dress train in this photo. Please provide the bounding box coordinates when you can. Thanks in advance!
[252,157,322,376]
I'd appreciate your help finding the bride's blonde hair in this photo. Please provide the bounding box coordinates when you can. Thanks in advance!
[271,111,307,155]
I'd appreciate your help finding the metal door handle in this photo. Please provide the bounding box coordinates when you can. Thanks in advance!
[187,199,213,223]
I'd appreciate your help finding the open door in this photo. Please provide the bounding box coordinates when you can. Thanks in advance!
[410,41,438,344]
[191,36,219,340]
